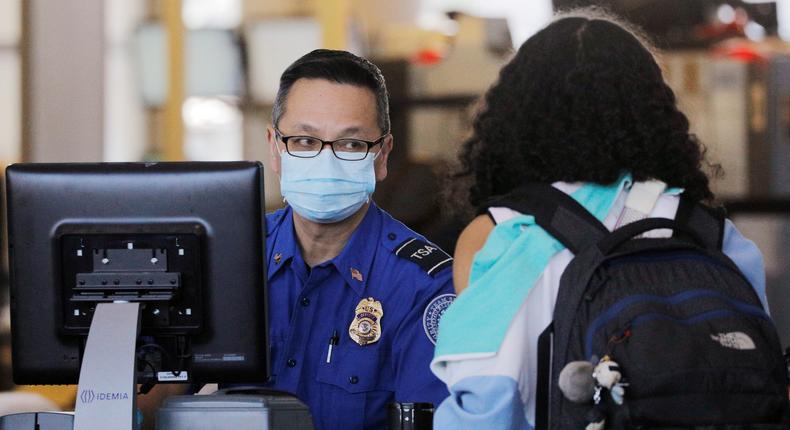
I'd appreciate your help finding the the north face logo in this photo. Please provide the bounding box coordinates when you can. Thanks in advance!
[710,332,756,350]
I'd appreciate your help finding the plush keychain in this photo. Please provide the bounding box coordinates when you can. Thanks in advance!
[558,360,596,403]
[593,356,626,405]
[558,355,627,430]
[585,408,607,430]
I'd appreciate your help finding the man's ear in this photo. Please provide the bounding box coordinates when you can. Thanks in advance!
[266,126,281,176]
[374,135,393,182]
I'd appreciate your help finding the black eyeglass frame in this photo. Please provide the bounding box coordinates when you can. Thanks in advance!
[274,127,389,161]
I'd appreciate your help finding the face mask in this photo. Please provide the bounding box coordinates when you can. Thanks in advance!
[280,149,378,224]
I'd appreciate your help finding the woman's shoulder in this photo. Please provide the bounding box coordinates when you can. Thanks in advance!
[453,215,496,294]
[456,215,496,258]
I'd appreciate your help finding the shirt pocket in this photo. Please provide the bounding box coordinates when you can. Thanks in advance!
[315,345,395,429]
[316,345,394,392]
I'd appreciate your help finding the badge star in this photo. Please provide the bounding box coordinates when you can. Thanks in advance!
[274,253,282,264]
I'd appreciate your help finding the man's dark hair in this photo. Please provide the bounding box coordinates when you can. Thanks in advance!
[450,8,720,212]
[272,49,390,133]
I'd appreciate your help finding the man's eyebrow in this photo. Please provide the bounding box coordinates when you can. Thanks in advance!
[289,124,371,138]
[292,123,319,133]
[338,126,364,136]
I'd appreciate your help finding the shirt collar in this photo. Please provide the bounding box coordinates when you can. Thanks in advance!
[329,202,382,296]
[267,206,301,280]
[267,203,383,297]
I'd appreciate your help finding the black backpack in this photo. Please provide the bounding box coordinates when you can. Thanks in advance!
[487,184,789,430]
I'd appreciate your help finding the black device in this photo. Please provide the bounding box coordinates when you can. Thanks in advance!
[388,403,434,430]
[5,162,269,386]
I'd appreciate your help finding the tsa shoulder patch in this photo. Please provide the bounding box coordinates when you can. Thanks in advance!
[394,238,453,276]
[423,293,456,344]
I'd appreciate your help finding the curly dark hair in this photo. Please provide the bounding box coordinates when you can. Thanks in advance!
[452,9,719,212]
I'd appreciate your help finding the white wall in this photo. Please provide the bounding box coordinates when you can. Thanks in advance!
[0,0,21,164]
[104,0,148,162]
[26,0,104,162]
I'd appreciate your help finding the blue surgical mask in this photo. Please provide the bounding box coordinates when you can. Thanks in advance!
[280,149,378,223]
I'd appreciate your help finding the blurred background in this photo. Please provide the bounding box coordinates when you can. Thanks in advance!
[1,0,790,417]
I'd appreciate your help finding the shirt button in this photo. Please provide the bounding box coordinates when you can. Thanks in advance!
[387,233,396,240]
[287,359,297,368]
[349,376,359,384]
[300,297,310,307]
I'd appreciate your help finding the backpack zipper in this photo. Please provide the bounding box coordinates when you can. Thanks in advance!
[584,289,769,359]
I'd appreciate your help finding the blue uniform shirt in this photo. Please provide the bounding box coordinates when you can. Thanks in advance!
[264,203,454,429]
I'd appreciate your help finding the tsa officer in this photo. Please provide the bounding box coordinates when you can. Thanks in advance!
[263,49,455,429]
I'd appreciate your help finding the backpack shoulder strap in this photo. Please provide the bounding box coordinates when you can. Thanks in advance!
[481,183,609,254]
[535,322,554,430]
[673,196,725,251]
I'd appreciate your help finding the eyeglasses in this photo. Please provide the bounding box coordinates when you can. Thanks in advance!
[275,128,388,161]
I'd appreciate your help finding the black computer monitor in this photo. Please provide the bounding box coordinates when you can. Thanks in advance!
[5,162,268,386]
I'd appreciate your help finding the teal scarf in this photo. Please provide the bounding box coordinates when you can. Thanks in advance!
[435,175,632,357]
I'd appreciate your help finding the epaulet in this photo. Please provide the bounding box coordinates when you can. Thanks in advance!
[393,237,453,277]
[265,208,288,237]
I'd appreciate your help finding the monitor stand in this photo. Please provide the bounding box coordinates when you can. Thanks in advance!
[74,302,141,430]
